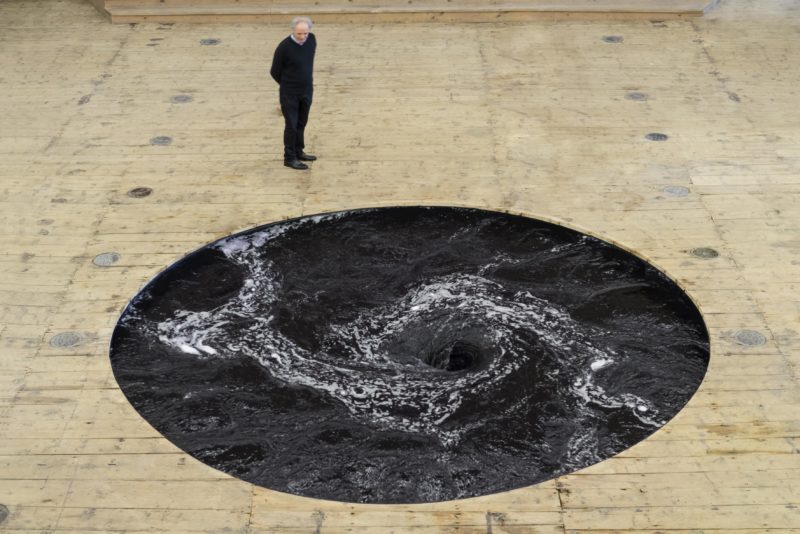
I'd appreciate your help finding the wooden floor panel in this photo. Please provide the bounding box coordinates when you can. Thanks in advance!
[2,0,800,531]
[99,0,719,24]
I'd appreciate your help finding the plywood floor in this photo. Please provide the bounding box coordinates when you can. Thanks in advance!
[97,0,717,24]
[1,0,799,531]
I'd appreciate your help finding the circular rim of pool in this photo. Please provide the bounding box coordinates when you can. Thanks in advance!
[109,205,711,504]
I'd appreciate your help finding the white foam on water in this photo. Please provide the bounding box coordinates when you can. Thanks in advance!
[590,359,613,371]
[196,342,218,355]
[571,370,661,428]
[178,344,202,356]
[215,210,371,258]
[133,215,670,450]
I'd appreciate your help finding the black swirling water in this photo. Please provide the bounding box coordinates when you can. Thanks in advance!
[110,207,709,504]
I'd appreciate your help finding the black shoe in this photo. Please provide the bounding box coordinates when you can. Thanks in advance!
[283,159,308,171]
[284,159,308,170]
[298,152,317,161]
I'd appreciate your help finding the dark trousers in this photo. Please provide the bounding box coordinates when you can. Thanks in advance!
[279,91,312,161]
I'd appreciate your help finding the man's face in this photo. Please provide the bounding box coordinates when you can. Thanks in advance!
[293,22,309,44]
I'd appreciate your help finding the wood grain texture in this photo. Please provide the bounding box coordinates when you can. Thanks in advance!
[1,0,799,531]
[98,0,717,23]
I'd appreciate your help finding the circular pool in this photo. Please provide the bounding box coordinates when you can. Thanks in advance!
[110,207,709,503]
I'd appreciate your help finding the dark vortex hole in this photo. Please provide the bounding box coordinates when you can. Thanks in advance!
[425,341,481,372]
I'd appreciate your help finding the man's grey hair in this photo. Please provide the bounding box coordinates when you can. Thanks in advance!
[291,16,313,30]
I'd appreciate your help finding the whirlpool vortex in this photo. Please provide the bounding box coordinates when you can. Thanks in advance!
[110,206,709,503]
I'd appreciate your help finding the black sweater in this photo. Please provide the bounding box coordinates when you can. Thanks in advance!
[270,33,316,95]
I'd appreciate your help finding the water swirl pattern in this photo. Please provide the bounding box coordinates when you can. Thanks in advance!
[110,206,709,503]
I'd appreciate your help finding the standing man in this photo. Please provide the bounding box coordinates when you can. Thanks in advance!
[270,17,317,170]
